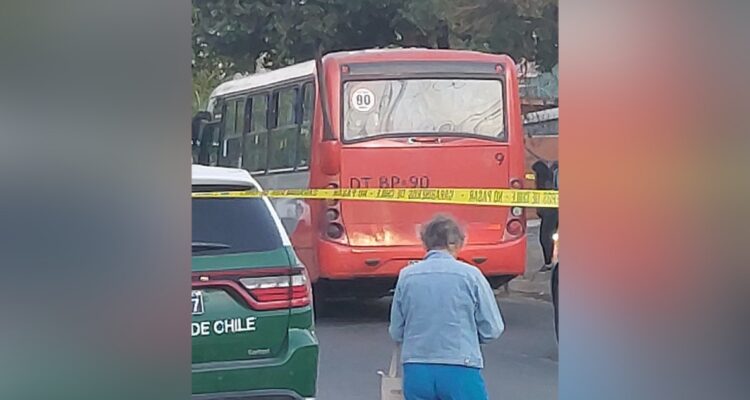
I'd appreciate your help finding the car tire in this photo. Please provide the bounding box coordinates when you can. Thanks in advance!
[488,275,514,289]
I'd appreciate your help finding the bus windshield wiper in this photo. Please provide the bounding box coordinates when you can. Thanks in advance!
[192,242,231,252]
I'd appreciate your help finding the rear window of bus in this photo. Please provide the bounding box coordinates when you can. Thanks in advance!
[343,78,505,142]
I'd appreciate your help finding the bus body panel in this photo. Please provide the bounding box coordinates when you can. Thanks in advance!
[254,172,320,282]
[338,140,510,247]
[316,237,526,280]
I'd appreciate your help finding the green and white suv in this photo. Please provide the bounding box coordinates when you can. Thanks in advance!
[192,165,318,399]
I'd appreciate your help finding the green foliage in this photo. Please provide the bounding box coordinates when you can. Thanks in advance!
[192,67,225,114]
[445,0,558,70]
[192,0,558,111]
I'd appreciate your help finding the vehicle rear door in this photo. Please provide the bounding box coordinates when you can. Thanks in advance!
[191,193,295,364]
[339,139,510,246]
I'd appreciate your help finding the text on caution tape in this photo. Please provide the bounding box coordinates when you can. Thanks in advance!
[192,188,558,208]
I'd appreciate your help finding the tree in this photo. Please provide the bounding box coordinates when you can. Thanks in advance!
[192,0,558,110]
[192,67,225,113]
[444,0,558,70]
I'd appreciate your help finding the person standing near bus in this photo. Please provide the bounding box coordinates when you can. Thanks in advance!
[389,215,505,400]
[533,160,558,272]
[549,160,559,340]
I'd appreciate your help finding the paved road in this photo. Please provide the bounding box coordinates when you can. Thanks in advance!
[315,226,558,399]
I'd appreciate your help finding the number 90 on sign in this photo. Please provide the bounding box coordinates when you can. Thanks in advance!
[351,88,375,112]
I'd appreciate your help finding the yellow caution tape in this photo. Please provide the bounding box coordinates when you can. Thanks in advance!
[192,188,558,208]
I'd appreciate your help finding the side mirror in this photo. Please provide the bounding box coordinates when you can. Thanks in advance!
[198,121,220,166]
[319,141,340,176]
[192,112,211,141]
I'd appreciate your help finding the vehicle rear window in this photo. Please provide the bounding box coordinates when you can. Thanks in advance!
[343,78,505,142]
[192,198,282,255]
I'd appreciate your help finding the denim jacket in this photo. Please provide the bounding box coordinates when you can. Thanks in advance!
[388,250,505,368]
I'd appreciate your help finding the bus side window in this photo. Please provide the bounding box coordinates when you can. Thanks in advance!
[219,97,245,168]
[243,94,269,174]
[206,101,226,166]
[297,82,313,169]
[268,87,298,171]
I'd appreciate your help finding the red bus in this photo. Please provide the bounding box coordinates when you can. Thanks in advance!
[193,48,526,297]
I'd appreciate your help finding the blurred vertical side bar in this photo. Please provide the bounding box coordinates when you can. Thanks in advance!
[0,1,190,400]
[563,1,750,399]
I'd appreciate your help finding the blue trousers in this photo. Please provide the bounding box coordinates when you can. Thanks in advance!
[403,363,488,400]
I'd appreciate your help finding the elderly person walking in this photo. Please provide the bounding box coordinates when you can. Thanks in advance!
[389,215,505,400]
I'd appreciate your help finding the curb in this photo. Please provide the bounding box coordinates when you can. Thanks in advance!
[505,269,551,298]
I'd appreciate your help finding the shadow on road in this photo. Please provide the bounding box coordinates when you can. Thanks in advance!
[315,297,392,323]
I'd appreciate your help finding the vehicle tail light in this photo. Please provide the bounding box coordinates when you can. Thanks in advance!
[502,185,527,240]
[323,182,347,242]
[240,271,311,309]
[192,267,312,311]
[506,219,524,236]
[326,208,340,221]
[326,183,339,206]
[326,223,344,239]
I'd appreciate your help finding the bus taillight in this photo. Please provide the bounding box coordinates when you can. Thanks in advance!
[510,178,523,189]
[324,182,346,241]
[506,219,524,237]
[326,183,339,206]
[326,208,340,221]
[326,223,345,239]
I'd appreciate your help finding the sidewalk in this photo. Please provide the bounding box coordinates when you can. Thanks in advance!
[499,223,552,300]
[506,270,552,299]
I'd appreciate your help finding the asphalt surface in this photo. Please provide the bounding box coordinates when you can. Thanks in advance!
[314,226,558,399]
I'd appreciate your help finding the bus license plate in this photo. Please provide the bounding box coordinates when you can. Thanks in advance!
[349,175,430,189]
[192,290,204,316]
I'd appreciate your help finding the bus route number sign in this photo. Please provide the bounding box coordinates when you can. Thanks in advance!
[350,175,430,189]
[351,88,375,112]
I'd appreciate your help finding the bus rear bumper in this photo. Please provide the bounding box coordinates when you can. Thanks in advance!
[317,236,526,280]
